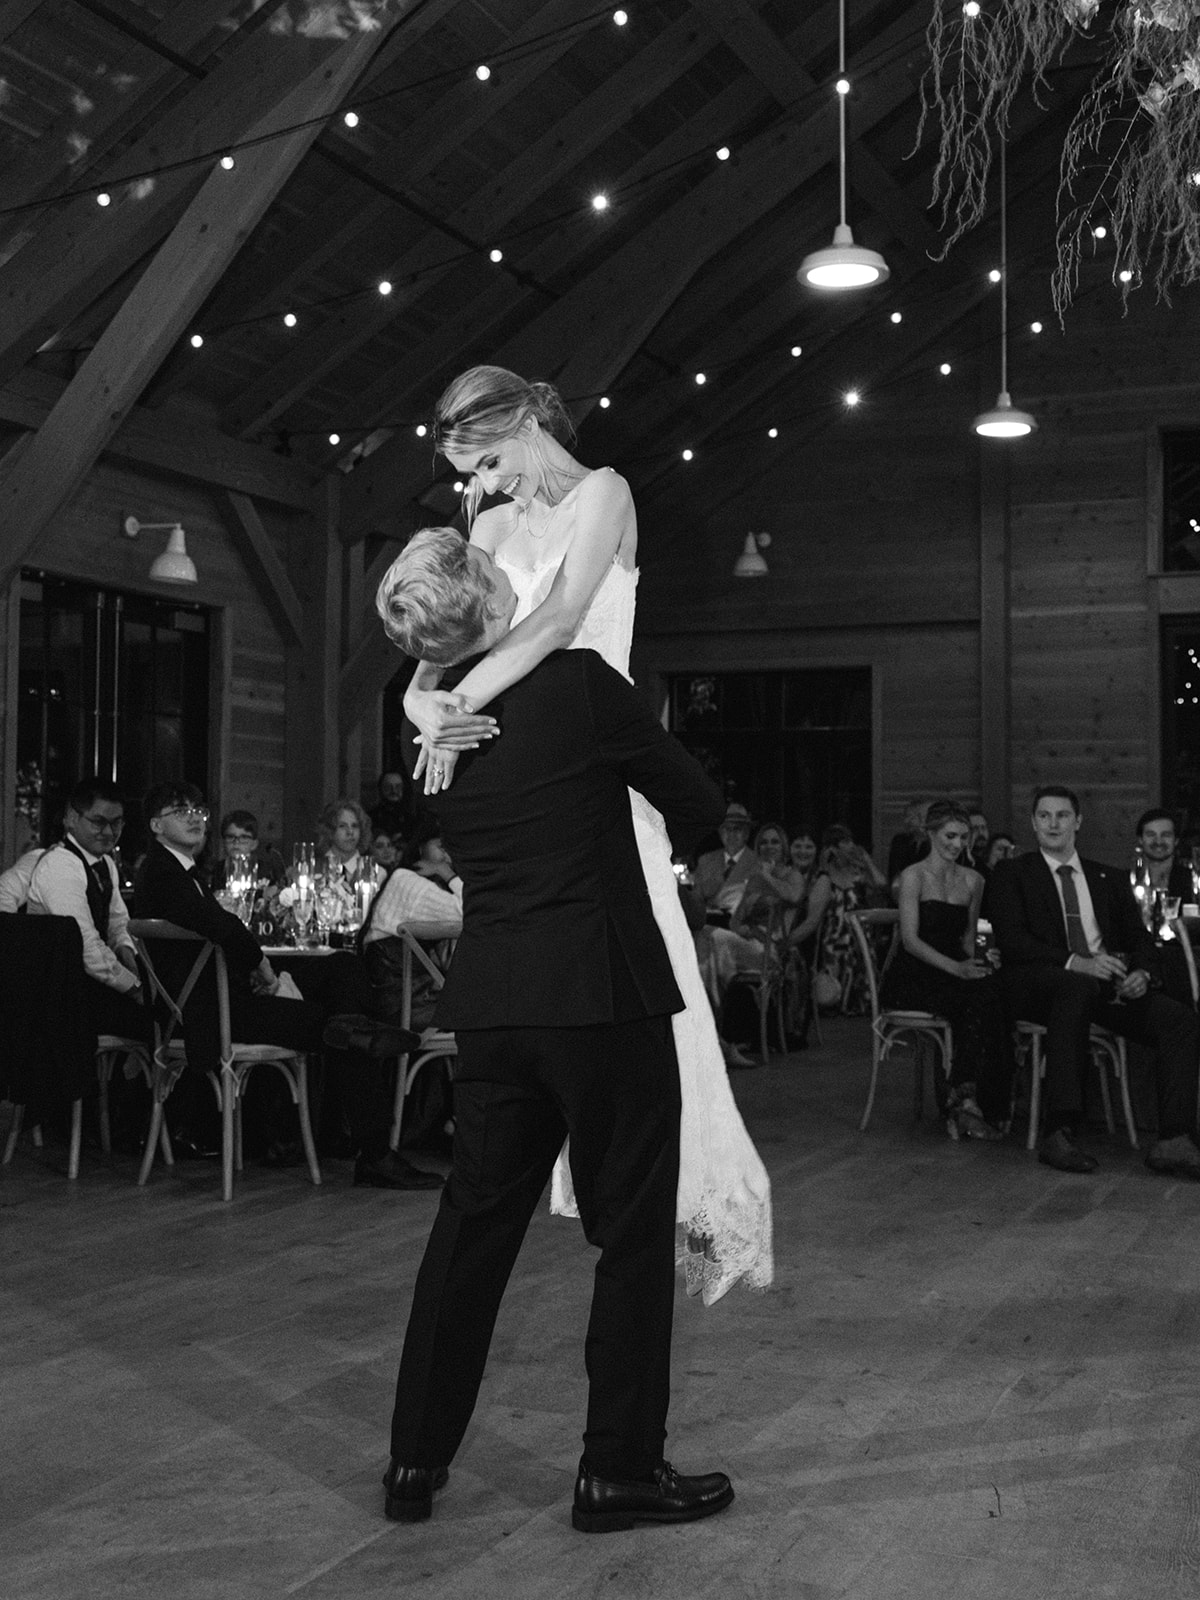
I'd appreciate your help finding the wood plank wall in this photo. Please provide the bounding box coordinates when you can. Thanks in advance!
[634,275,1200,867]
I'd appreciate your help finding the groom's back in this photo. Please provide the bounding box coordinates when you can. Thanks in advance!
[415,648,719,1030]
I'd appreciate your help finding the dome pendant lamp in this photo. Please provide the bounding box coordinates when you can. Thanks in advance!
[974,142,1036,439]
[798,0,889,291]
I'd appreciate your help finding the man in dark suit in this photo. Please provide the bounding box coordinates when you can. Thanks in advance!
[376,527,733,1534]
[1134,808,1195,1007]
[989,784,1200,1176]
[134,781,436,1190]
[692,801,757,919]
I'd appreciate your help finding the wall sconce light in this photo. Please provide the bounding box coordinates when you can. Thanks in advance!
[733,531,771,577]
[121,516,199,584]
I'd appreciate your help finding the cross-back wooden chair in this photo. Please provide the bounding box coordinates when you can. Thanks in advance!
[128,919,320,1201]
[387,929,457,1152]
[728,903,793,1061]
[848,908,954,1131]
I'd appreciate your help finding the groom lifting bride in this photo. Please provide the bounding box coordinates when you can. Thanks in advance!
[375,526,735,1533]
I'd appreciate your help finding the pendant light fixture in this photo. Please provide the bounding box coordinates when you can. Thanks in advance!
[973,141,1036,439]
[798,0,889,291]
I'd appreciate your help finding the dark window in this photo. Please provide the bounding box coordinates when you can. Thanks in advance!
[666,668,872,847]
[1162,431,1200,571]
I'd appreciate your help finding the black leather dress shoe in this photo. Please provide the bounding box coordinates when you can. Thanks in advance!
[1145,1134,1200,1179]
[353,1150,443,1191]
[572,1461,734,1533]
[1038,1128,1099,1173]
[382,1462,449,1522]
[323,1015,422,1059]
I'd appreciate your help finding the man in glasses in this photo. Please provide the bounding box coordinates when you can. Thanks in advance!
[135,781,439,1190]
[26,777,151,1046]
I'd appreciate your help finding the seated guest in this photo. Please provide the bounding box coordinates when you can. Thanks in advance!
[693,802,756,923]
[699,822,805,986]
[371,830,401,873]
[1137,808,1192,900]
[319,796,384,887]
[0,844,46,912]
[883,799,1010,1138]
[988,785,1200,1177]
[362,821,463,1030]
[211,809,287,892]
[135,781,439,1191]
[886,799,931,888]
[26,778,150,1046]
[805,824,889,1014]
[369,769,415,843]
[787,825,819,896]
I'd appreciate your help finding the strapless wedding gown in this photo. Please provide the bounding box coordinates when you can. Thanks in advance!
[496,491,774,1305]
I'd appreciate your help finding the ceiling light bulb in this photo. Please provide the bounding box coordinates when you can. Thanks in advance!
[328,433,341,446]
[343,110,359,128]
[377,280,392,295]
[96,191,111,207]
[790,345,802,357]
[489,248,503,263]
[973,391,1036,438]
[1030,320,1043,333]
[963,0,981,15]
[768,428,778,438]
[220,155,235,171]
[592,193,609,211]
[799,224,889,289]
[613,9,628,23]
[681,448,694,460]
[835,77,850,95]
[716,146,731,161]
[283,312,297,328]
[454,480,464,493]
[939,362,952,375]
[415,424,427,438]
[844,389,860,407]
[475,64,491,81]
[1092,223,1107,239]
[599,396,611,408]
[988,268,1001,283]
[890,311,902,324]
[1118,269,1133,282]
[189,333,203,348]
[694,372,706,385]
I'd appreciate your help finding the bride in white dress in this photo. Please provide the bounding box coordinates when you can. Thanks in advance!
[403,366,772,1305]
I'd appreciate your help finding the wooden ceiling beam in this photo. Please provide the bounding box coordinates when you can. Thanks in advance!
[688,0,941,262]
[0,0,43,46]
[0,371,316,507]
[219,0,605,436]
[0,13,397,390]
[222,491,304,646]
[339,9,925,542]
[0,23,390,588]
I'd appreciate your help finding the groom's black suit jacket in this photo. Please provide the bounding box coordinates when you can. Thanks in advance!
[988,850,1156,974]
[417,648,723,1030]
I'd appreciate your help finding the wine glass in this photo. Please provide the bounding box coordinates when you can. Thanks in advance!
[293,886,315,947]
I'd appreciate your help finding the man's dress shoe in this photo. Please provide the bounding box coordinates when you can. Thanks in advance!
[353,1150,443,1191]
[1037,1129,1098,1173]
[572,1461,734,1533]
[1145,1134,1200,1180]
[382,1462,449,1522]
[323,1015,421,1059]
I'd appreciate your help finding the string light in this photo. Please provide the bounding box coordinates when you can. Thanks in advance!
[681,448,694,460]
[453,480,465,493]
[377,280,393,295]
[963,0,981,15]
[488,247,503,262]
[988,268,1001,283]
[475,64,491,81]
[716,146,731,161]
[890,311,902,323]
[189,333,203,348]
[96,191,111,207]
[835,77,850,95]
[283,312,297,328]
[768,427,779,438]
[415,424,427,437]
[1118,269,1133,282]
[694,372,707,385]
[939,362,952,375]
[343,110,359,128]
[1030,320,1043,333]
[599,396,611,408]
[328,433,340,446]
[220,155,235,171]
[844,389,860,406]
[591,193,610,211]
[1190,171,1200,187]
[790,345,802,357]
[1092,223,1107,239]
[613,9,628,24]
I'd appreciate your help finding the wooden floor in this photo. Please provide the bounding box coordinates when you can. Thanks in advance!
[5,1020,1200,1600]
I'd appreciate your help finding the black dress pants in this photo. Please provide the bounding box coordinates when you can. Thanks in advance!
[1002,964,1199,1138]
[390,1014,681,1480]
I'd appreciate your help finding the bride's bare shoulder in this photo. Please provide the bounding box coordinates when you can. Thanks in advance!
[469,503,518,556]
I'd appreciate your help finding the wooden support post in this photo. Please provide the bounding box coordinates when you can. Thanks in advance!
[284,479,341,850]
[979,437,1012,832]
[0,22,390,590]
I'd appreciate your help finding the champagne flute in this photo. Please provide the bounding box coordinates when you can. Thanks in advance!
[293,886,315,947]
[1108,950,1129,1005]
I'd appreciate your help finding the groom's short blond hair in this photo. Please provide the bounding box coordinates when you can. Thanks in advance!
[376,526,495,665]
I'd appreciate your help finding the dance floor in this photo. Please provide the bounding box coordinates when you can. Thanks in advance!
[4,1018,1200,1600]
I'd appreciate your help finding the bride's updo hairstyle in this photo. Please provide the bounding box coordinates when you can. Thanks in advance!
[924,798,972,834]
[433,365,577,457]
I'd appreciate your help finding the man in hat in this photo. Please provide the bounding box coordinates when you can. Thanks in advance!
[693,802,757,922]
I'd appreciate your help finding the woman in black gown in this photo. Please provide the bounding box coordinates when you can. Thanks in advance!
[882,798,1012,1138]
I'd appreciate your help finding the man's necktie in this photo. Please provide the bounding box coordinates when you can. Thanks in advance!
[1057,863,1091,956]
[721,856,736,881]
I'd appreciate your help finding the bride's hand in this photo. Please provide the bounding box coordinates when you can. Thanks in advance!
[419,743,459,796]
[404,683,498,749]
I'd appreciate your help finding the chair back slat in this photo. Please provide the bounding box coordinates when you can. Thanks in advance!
[847,910,893,1023]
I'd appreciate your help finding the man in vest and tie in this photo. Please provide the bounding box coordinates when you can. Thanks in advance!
[692,802,756,922]
[27,777,151,1049]
[989,785,1200,1176]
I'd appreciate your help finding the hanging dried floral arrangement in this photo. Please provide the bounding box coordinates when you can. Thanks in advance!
[917,0,1200,313]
